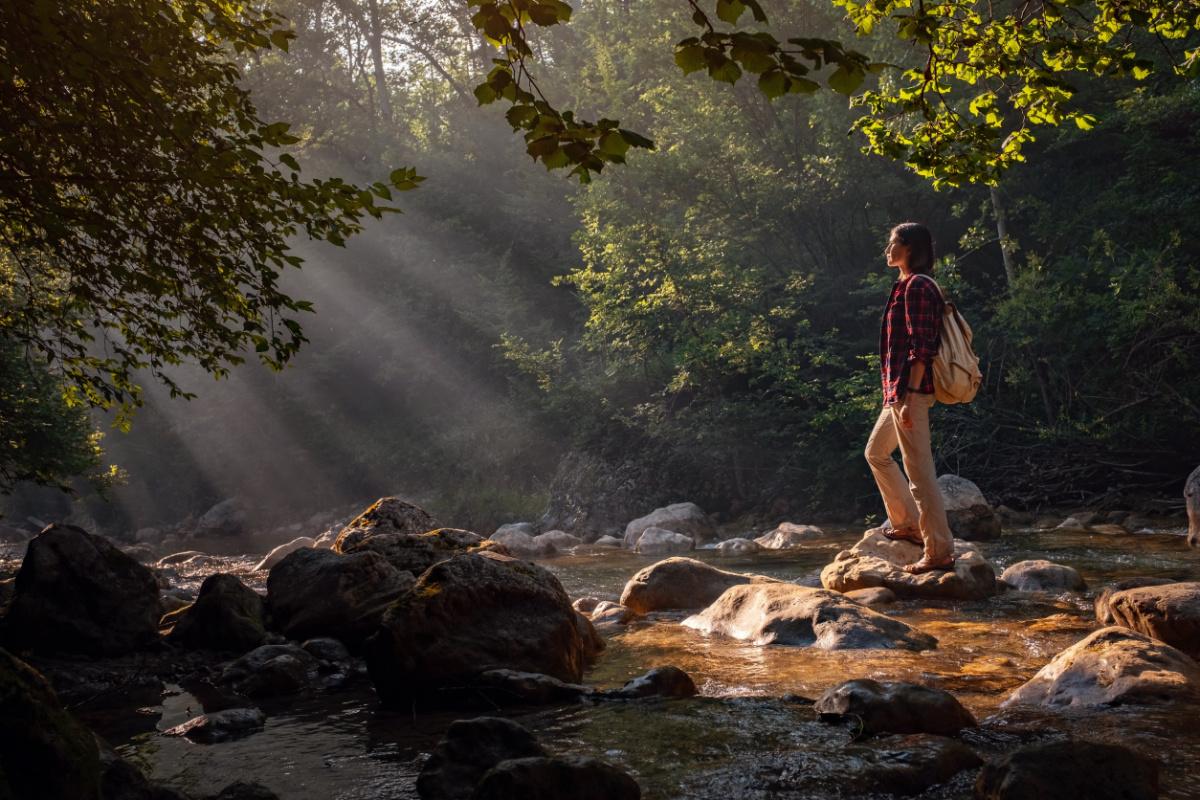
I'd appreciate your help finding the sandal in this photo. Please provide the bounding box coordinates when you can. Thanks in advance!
[882,525,924,546]
[902,556,956,575]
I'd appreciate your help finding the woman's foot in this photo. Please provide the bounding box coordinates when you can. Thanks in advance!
[902,555,956,574]
[883,524,924,546]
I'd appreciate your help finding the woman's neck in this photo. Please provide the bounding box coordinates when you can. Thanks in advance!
[898,263,913,280]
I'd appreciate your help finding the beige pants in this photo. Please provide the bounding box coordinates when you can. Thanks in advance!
[864,394,953,561]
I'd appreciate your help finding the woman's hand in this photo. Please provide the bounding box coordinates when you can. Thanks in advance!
[899,399,914,430]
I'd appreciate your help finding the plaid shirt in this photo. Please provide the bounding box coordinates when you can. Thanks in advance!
[879,273,944,406]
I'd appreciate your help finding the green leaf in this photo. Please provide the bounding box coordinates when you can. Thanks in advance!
[675,44,707,75]
[279,153,300,171]
[715,0,746,25]
[506,104,539,128]
[473,83,498,105]
[618,129,655,150]
[758,69,788,99]
[542,148,570,169]
[598,132,630,156]
[269,30,292,51]
[828,64,864,95]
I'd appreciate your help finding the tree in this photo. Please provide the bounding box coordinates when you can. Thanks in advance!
[469,0,1198,185]
[0,0,422,415]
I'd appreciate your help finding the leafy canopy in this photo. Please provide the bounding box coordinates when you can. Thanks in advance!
[0,0,422,413]
[471,0,1199,186]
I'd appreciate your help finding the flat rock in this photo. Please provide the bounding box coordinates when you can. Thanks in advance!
[623,502,715,548]
[619,557,780,614]
[1003,626,1200,708]
[635,527,694,555]
[365,551,593,708]
[1100,581,1200,658]
[844,587,897,606]
[815,679,975,736]
[754,523,826,549]
[163,708,265,743]
[999,560,1087,592]
[253,537,315,571]
[5,524,162,655]
[683,583,937,651]
[976,740,1158,800]
[332,497,437,553]
[820,528,998,601]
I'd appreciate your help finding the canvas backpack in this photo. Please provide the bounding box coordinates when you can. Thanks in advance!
[915,275,982,404]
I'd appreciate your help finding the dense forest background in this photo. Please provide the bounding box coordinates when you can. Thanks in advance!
[4,0,1199,534]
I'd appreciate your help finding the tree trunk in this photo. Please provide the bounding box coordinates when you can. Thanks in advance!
[366,0,392,122]
[990,184,1017,286]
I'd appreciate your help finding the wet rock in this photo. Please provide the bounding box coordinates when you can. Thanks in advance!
[602,665,697,699]
[220,644,320,698]
[416,716,546,800]
[1088,523,1130,536]
[938,475,1001,540]
[533,530,583,551]
[4,524,161,655]
[573,597,602,614]
[333,497,437,553]
[301,636,352,665]
[623,502,716,548]
[1100,581,1200,658]
[575,610,606,660]
[494,521,538,538]
[163,707,265,743]
[714,537,761,554]
[1055,513,1096,530]
[634,527,694,554]
[0,648,102,800]
[593,535,623,548]
[820,528,998,601]
[99,745,191,800]
[341,528,487,575]
[164,573,266,652]
[1095,577,1177,626]
[266,547,414,647]
[489,529,554,558]
[975,740,1158,800]
[365,551,592,708]
[1187,465,1200,547]
[754,522,826,549]
[844,587,897,606]
[198,498,248,537]
[158,550,207,567]
[815,679,975,736]
[619,557,780,614]
[683,584,937,651]
[205,782,281,800]
[590,601,635,628]
[474,669,592,705]
[473,756,641,800]
[253,536,315,571]
[1003,626,1200,708]
[999,560,1087,592]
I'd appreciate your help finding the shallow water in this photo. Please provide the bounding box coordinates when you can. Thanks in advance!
[85,526,1200,799]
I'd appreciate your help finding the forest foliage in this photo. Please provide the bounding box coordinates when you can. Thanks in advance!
[1,0,1198,525]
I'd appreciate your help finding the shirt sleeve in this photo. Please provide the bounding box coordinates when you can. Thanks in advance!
[904,277,943,365]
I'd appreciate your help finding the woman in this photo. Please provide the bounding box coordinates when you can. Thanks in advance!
[864,222,955,574]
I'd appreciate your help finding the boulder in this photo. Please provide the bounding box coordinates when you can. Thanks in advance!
[623,502,716,548]
[198,498,248,537]
[634,527,694,555]
[473,756,641,800]
[533,530,583,551]
[473,669,592,706]
[220,644,321,698]
[975,741,1158,800]
[301,636,352,666]
[683,584,937,651]
[163,707,266,743]
[341,528,487,574]
[815,679,975,736]
[714,537,761,555]
[164,573,266,652]
[754,522,826,549]
[489,529,554,558]
[590,601,636,628]
[938,475,1001,540]
[602,665,697,699]
[593,535,623,548]
[575,611,606,660]
[332,497,437,553]
[4,525,161,655]
[844,587,898,607]
[0,648,102,800]
[619,557,780,614]
[415,716,546,800]
[1003,626,1200,708]
[253,537,315,571]
[493,522,538,538]
[1095,577,1177,626]
[999,560,1087,592]
[1187,465,1200,547]
[820,528,998,601]
[365,551,592,707]
[573,597,602,614]
[1099,581,1200,657]
[266,547,414,647]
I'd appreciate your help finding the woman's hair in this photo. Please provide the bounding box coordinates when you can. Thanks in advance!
[891,222,935,274]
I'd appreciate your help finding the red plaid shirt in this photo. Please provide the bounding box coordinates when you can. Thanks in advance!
[879,273,944,406]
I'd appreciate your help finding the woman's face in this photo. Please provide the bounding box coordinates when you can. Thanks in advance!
[885,233,909,270]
